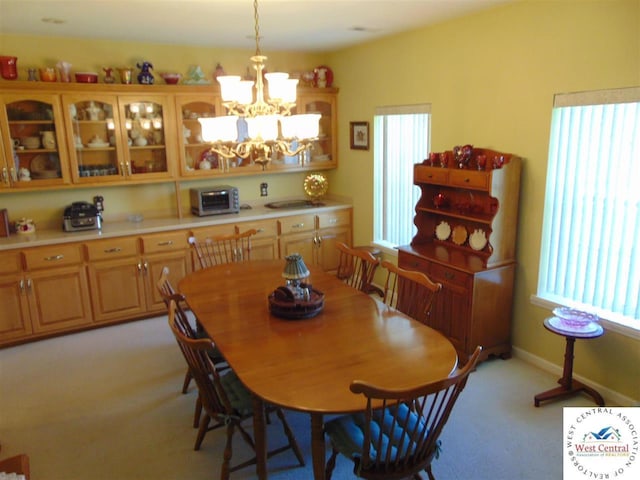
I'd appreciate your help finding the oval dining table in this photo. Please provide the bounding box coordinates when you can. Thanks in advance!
[178,259,458,479]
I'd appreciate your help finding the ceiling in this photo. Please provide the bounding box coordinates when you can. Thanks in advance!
[0,0,513,52]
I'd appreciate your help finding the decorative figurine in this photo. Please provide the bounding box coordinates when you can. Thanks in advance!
[136,61,154,85]
[27,68,37,81]
[103,67,115,84]
[214,62,225,79]
[56,61,72,82]
[15,217,36,234]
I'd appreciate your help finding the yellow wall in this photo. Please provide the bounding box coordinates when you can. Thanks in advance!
[1,0,638,400]
[327,0,639,401]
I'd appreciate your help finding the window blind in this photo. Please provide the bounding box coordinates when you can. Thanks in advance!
[373,105,431,249]
[537,87,640,326]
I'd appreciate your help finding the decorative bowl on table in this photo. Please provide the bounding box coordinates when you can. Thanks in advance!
[161,73,182,85]
[552,307,599,328]
[75,72,98,83]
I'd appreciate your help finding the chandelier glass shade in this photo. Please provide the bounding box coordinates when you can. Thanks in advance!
[198,0,320,168]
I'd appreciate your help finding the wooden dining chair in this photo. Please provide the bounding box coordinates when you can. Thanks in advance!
[157,267,228,434]
[167,300,305,478]
[380,260,442,326]
[336,242,381,294]
[324,346,482,480]
[188,229,258,270]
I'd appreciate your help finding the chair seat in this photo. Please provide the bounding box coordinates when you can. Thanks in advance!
[219,370,253,417]
[325,403,432,462]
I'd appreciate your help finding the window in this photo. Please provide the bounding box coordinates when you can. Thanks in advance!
[373,104,431,251]
[535,87,640,336]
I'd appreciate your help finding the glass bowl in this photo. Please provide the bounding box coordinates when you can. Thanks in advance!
[552,307,599,327]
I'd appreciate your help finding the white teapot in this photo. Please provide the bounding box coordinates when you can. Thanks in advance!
[18,167,31,181]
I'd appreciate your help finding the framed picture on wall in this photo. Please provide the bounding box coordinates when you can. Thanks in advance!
[350,121,369,150]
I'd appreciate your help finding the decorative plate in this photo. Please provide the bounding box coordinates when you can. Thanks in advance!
[469,228,488,251]
[451,225,468,245]
[435,221,451,241]
[304,173,329,200]
[30,154,58,173]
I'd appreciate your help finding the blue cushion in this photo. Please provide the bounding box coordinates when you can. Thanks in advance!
[219,370,253,416]
[325,403,427,462]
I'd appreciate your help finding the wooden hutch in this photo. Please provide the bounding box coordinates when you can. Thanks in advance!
[398,147,521,361]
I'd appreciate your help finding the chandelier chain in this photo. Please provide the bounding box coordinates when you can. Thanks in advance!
[254,0,261,56]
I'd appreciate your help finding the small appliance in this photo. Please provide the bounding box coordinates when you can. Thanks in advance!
[190,186,239,216]
[63,201,102,232]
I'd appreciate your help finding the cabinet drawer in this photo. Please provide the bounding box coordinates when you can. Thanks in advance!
[429,263,472,288]
[398,252,431,273]
[86,236,139,261]
[0,250,22,274]
[23,244,83,270]
[415,166,449,185]
[279,214,315,235]
[449,170,489,190]
[142,231,189,254]
[238,219,277,239]
[317,209,350,229]
[191,224,235,240]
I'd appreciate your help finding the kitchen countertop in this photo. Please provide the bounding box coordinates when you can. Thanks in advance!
[0,197,351,251]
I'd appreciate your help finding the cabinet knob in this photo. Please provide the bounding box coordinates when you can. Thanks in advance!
[157,241,173,246]
[104,247,122,253]
[464,178,470,183]
[44,254,64,261]
[444,271,455,280]
[292,223,304,229]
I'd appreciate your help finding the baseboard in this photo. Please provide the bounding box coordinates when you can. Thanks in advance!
[512,346,637,406]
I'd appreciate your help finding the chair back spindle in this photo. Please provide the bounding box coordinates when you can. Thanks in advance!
[189,229,258,270]
[381,260,442,326]
[336,242,381,294]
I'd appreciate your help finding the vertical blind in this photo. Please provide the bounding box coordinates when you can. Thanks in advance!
[373,104,431,248]
[538,87,640,324]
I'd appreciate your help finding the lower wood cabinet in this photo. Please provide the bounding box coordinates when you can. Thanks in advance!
[0,251,32,342]
[399,248,515,361]
[278,209,352,272]
[0,206,352,347]
[87,231,191,322]
[22,244,92,334]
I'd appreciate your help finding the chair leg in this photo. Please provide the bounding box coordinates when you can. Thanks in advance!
[182,368,192,393]
[325,447,339,480]
[426,464,436,480]
[193,395,203,428]
[221,423,235,480]
[194,414,211,451]
[274,408,305,466]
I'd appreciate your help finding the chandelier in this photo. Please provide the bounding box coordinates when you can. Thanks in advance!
[198,0,321,169]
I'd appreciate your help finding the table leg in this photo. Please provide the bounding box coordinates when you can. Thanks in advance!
[252,396,268,479]
[310,413,325,480]
[534,336,605,407]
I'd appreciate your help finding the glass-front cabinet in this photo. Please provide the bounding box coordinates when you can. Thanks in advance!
[62,94,175,182]
[175,94,226,177]
[118,95,174,179]
[62,94,122,182]
[297,89,337,169]
[0,93,70,188]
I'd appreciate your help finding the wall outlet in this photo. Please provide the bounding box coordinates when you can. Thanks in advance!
[260,183,268,197]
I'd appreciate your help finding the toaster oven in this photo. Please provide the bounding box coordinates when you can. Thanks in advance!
[190,186,240,216]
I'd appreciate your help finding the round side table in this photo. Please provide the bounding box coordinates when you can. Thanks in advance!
[534,317,605,407]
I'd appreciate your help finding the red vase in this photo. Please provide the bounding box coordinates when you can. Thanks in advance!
[0,56,18,80]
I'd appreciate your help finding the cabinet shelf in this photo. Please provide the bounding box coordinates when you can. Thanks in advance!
[417,206,494,225]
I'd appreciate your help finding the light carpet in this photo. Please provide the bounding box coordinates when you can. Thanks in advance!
[0,316,597,479]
